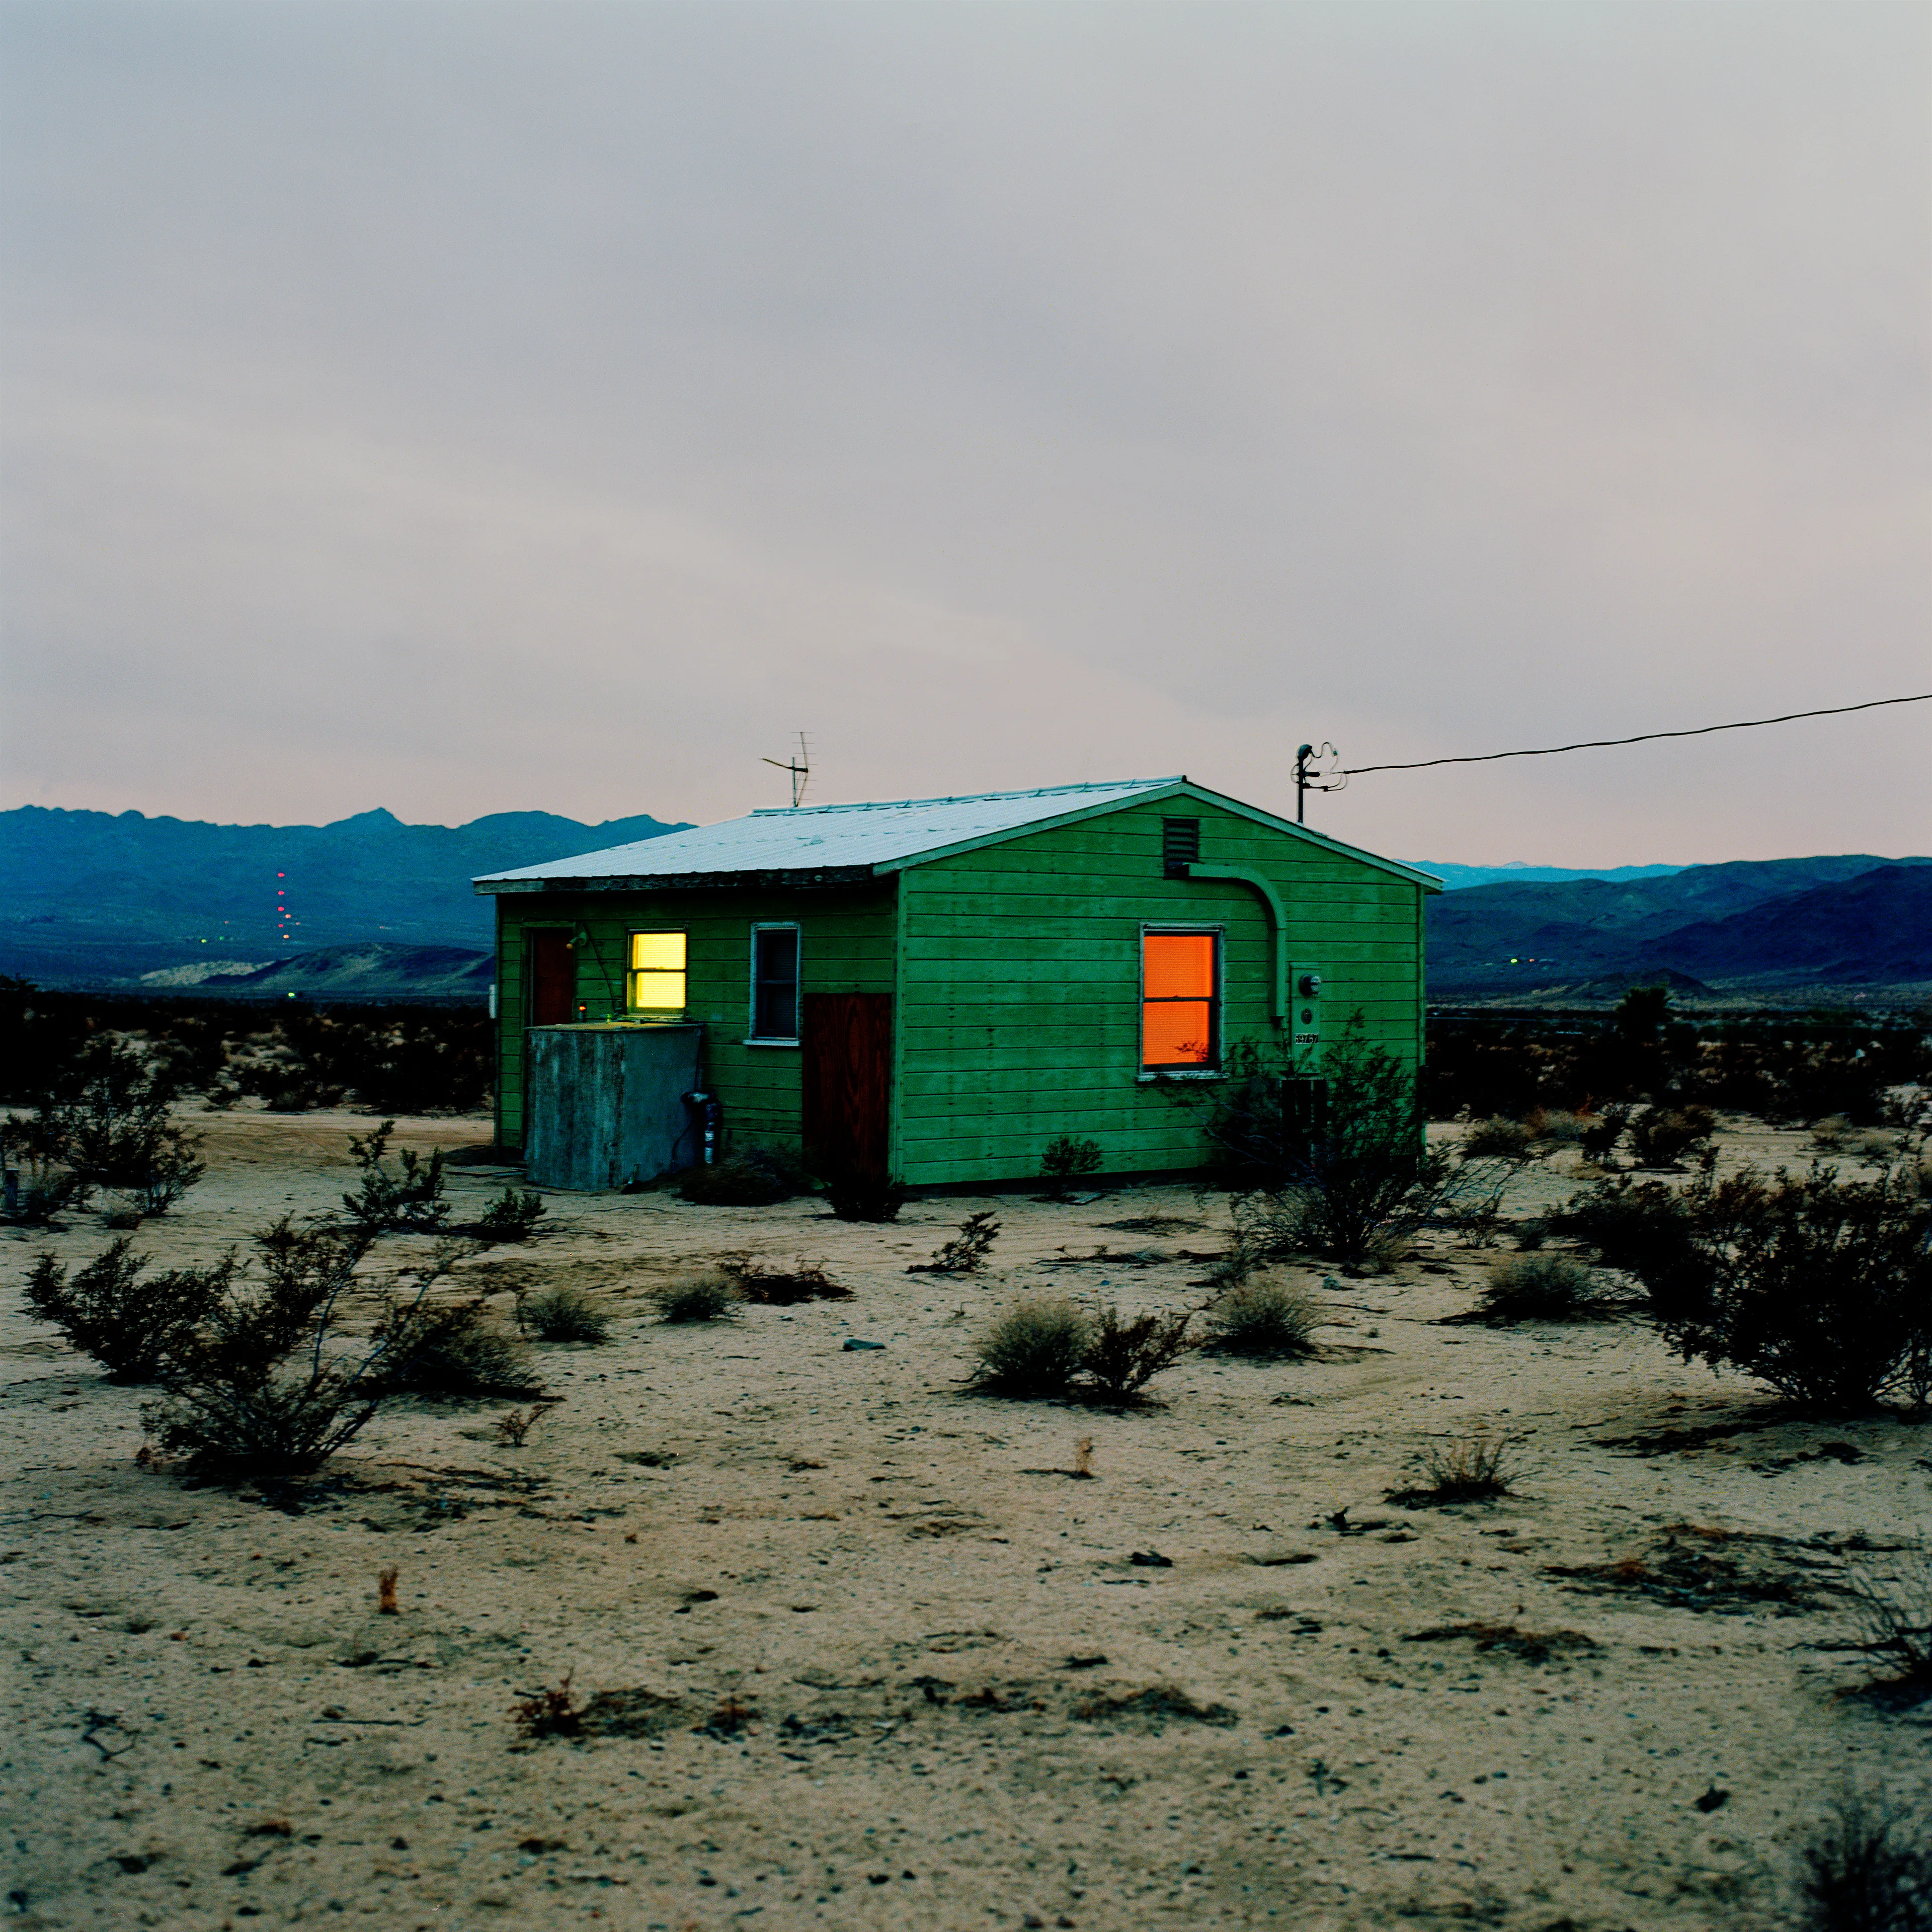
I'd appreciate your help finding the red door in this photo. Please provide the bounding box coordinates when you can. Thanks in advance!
[801,993,892,1182]
[528,930,576,1026]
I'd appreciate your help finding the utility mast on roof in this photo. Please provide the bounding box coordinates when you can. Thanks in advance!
[763,733,812,808]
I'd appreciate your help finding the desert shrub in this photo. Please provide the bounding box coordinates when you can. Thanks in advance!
[679,1147,796,1206]
[1513,1217,1550,1251]
[825,1174,908,1223]
[908,1212,1000,1273]
[1579,1158,1932,1413]
[1216,1018,1528,1271]
[476,1186,547,1242]
[1525,1108,1586,1143]
[342,1120,450,1232]
[143,1227,455,1480]
[370,1297,540,1397]
[1577,1104,1631,1162]
[974,1297,1092,1396]
[1554,1175,1702,1290]
[1389,1429,1517,1505]
[1080,1306,1194,1403]
[25,1038,205,1214]
[1794,1789,1932,1932]
[1627,1104,1716,1169]
[651,1272,742,1322]
[716,1257,852,1304]
[1463,1115,1539,1159]
[235,1060,345,1112]
[1,1113,79,1225]
[1841,1547,1932,1696]
[24,1238,239,1381]
[1040,1134,1103,1198]
[1203,1271,1319,1357]
[1478,1252,1607,1322]
[519,1287,610,1344]
[1199,1038,1332,1191]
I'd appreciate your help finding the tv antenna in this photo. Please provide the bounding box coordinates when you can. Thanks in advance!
[1294,742,1345,824]
[763,732,812,808]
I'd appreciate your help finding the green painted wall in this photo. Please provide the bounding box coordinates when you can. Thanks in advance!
[889,796,1424,1186]
[485,789,1426,1185]
[492,883,895,1151]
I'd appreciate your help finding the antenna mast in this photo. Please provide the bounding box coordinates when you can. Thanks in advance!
[763,732,812,808]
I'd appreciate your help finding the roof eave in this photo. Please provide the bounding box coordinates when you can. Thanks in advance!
[474,865,879,896]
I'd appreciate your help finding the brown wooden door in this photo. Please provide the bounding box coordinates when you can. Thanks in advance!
[801,993,892,1182]
[528,929,576,1026]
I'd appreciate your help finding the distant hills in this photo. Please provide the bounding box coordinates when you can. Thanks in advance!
[2,804,1926,1005]
[1425,854,1932,1001]
[0,805,687,988]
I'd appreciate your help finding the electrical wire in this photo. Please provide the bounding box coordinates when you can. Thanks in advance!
[1342,692,1932,777]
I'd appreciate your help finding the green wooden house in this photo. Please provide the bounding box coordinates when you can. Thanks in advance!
[472,777,1439,1189]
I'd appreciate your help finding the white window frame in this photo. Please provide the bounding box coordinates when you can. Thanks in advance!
[625,930,688,1015]
[745,921,802,1046]
[1137,921,1225,1081]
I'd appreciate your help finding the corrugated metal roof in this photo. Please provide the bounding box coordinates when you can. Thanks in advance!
[473,778,1184,887]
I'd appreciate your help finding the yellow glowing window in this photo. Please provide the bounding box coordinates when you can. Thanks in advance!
[627,931,687,1011]
[1142,931,1218,1069]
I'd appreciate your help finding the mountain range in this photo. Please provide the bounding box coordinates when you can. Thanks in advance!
[0,804,686,985]
[1,804,1926,1002]
[1424,854,1932,999]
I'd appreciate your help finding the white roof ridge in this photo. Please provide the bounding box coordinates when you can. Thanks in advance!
[746,777,1181,818]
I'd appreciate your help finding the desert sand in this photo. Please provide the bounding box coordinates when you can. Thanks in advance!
[4,1109,1928,1930]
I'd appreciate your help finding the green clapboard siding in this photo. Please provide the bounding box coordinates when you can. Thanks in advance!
[890,796,1422,1185]
[486,787,1425,1188]
[492,884,896,1153]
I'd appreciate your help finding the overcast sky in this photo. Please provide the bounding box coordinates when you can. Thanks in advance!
[3,0,1927,864]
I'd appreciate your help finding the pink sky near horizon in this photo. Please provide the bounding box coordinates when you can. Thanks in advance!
[3,1,1927,867]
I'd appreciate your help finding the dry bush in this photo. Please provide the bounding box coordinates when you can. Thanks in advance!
[1841,1547,1932,1697]
[476,1187,547,1242]
[1811,1116,1854,1152]
[1389,1429,1518,1505]
[493,1403,553,1447]
[519,1287,610,1344]
[1478,1252,1608,1323]
[370,1296,541,1398]
[1463,1115,1540,1159]
[24,1239,240,1382]
[341,1120,450,1233]
[824,1174,909,1223]
[908,1212,1000,1274]
[1203,1271,1320,1358]
[1526,1108,1586,1144]
[1040,1133,1103,1199]
[142,1228,463,1480]
[974,1297,1092,1396]
[1627,1104,1716,1169]
[679,1148,796,1206]
[1794,1789,1932,1932]
[651,1272,742,1323]
[1080,1306,1193,1403]
[717,1257,851,1305]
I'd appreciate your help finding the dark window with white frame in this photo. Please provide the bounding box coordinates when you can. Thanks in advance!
[750,924,800,1041]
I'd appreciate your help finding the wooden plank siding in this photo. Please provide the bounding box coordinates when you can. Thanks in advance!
[890,797,1423,1186]
[487,789,1426,1186]
[492,884,896,1152]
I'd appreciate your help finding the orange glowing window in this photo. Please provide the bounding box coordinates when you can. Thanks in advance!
[1142,931,1219,1069]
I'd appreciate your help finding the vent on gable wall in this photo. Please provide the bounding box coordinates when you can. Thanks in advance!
[1162,817,1200,877]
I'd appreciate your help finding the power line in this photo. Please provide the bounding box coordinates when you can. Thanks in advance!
[1342,691,1932,776]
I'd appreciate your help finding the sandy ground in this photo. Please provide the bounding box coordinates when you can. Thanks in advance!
[3,1109,1929,1931]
